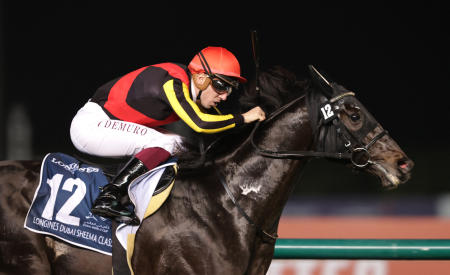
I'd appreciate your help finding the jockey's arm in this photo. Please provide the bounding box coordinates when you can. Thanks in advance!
[163,79,244,134]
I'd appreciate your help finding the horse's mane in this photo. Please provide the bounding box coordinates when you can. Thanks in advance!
[240,65,309,114]
[174,66,311,171]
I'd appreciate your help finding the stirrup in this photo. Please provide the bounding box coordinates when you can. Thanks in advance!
[91,205,140,225]
[114,213,140,226]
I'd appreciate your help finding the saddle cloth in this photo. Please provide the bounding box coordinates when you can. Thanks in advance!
[24,152,177,256]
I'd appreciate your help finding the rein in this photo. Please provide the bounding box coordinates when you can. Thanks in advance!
[216,32,387,244]
[249,92,387,167]
[217,91,387,243]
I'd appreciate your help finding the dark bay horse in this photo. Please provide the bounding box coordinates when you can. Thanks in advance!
[0,66,413,274]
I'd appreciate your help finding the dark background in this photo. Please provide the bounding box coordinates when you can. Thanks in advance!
[1,1,448,196]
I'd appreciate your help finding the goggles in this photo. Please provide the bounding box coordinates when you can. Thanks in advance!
[210,74,239,95]
[198,52,240,94]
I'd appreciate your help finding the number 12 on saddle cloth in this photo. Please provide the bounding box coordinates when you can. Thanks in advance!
[24,152,177,256]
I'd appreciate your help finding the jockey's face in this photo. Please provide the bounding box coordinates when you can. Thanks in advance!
[199,82,229,109]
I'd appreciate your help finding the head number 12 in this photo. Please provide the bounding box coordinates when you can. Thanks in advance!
[320,104,334,120]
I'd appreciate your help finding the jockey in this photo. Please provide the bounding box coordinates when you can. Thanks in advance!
[70,46,266,225]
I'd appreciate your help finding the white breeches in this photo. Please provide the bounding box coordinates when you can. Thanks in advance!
[70,101,183,157]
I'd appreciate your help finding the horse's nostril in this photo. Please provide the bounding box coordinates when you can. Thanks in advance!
[398,158,412,171]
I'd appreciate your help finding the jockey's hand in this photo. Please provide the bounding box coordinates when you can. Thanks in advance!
[243,106,266,123]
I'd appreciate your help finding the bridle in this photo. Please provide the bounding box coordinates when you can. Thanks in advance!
[218,89,388,243]
[218,31,389,243]
[249,91,388,168]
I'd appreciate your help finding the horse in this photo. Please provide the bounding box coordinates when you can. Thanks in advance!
[0,65,413,274]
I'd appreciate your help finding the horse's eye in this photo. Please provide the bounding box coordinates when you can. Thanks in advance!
[350,113,360,122]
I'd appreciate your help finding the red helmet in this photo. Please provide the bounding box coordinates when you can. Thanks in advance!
[188,46,247,83]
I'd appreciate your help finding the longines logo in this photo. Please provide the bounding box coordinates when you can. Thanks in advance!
[51,158,99,174]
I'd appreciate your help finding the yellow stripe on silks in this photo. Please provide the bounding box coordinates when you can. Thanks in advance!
[126,233,136,275]
[163,80,235,133]
[144,165,178,218]
[144,181,175,218]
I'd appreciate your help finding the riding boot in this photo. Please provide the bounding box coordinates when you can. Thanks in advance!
[91,157,148,225]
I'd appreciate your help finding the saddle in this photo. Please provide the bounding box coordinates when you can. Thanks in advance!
[73,149,177,202]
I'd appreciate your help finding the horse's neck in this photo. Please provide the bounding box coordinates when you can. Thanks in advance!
[223,100,314,228]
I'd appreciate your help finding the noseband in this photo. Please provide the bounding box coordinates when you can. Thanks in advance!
[249,92,387,168]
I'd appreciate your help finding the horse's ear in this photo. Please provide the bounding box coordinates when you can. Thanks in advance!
[308,65,333,98]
